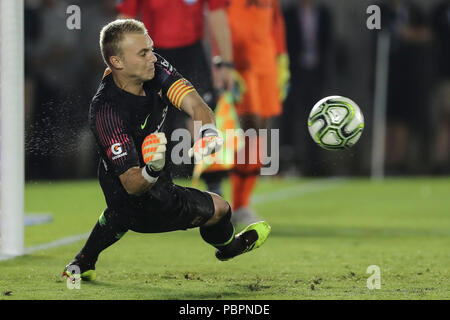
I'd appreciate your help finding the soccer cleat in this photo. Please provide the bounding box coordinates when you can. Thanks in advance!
[62,259,97,282]
[215,221,271,261]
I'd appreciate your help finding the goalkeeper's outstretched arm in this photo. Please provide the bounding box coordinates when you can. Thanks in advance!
[180,91,223,160]
[180,90,216,127]
[120,167,154,195]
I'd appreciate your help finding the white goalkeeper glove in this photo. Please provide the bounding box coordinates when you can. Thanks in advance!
[141,132,167,183]
[188,124,223,162]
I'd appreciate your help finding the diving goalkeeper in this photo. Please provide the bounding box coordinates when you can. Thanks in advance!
[62,19,270,281]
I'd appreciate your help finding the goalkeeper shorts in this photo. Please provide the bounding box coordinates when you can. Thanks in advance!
[108,181,215,234]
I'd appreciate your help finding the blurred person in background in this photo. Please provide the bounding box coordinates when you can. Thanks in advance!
[281,0,333,176]
[24,0,41,137]
[226,0,290,225]
[380,0,433,175]
[430,0,450,174]
[80,0,118,96]
[27,0,84,179]
[116,0,234,187]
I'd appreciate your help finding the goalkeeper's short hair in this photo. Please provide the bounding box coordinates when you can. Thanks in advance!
[99,19,148,68]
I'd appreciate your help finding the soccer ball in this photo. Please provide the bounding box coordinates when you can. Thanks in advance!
[308,95,364,150]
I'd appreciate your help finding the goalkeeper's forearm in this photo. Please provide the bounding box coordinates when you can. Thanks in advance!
[180,91,216,128]
[119,166,158,196]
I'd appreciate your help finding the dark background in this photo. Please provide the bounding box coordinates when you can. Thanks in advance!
[24,0,450,180]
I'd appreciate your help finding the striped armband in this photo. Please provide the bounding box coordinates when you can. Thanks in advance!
[141,165,160,184]
[166,78,195,109]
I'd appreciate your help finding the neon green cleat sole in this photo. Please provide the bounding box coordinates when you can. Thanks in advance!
[80,270,97,281]
[216,221,271,261]
[62,268,97,282]
[239,221,271,253]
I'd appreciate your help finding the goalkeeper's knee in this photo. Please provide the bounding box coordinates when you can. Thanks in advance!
[204,193,231,227]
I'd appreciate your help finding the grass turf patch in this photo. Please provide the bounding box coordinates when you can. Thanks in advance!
[1,177,449,299]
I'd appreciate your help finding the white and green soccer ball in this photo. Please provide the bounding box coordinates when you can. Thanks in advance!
[308,95,364,150]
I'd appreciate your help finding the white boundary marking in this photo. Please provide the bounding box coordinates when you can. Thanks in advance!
[0,232,91,261]
[251,177,346,205]
[0,178,345,261]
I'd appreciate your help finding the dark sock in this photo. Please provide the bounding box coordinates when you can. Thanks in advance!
[200,206,240,250]
[75,208,128,266]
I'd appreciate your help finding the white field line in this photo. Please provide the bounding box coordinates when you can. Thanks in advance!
[0,178,346,261]
[0,232,91,261]
[251,177,346,205]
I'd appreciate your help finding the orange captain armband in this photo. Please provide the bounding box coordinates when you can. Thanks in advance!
[166,78,195,109]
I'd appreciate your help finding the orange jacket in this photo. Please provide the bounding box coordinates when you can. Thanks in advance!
[227,0,287,73]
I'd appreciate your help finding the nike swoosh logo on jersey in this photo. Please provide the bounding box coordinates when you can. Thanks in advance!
[141,114,150,130]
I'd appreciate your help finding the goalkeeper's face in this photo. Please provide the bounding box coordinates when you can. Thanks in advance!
[118,33,157,82]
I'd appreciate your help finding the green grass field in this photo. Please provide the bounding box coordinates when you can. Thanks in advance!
[1,177,449,300]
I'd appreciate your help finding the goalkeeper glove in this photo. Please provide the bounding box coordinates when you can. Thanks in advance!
[141,132,167,183]
[188,124,224,162]
[277,53,290,102]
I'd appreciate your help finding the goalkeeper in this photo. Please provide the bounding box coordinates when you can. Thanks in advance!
[62,19,270,281]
